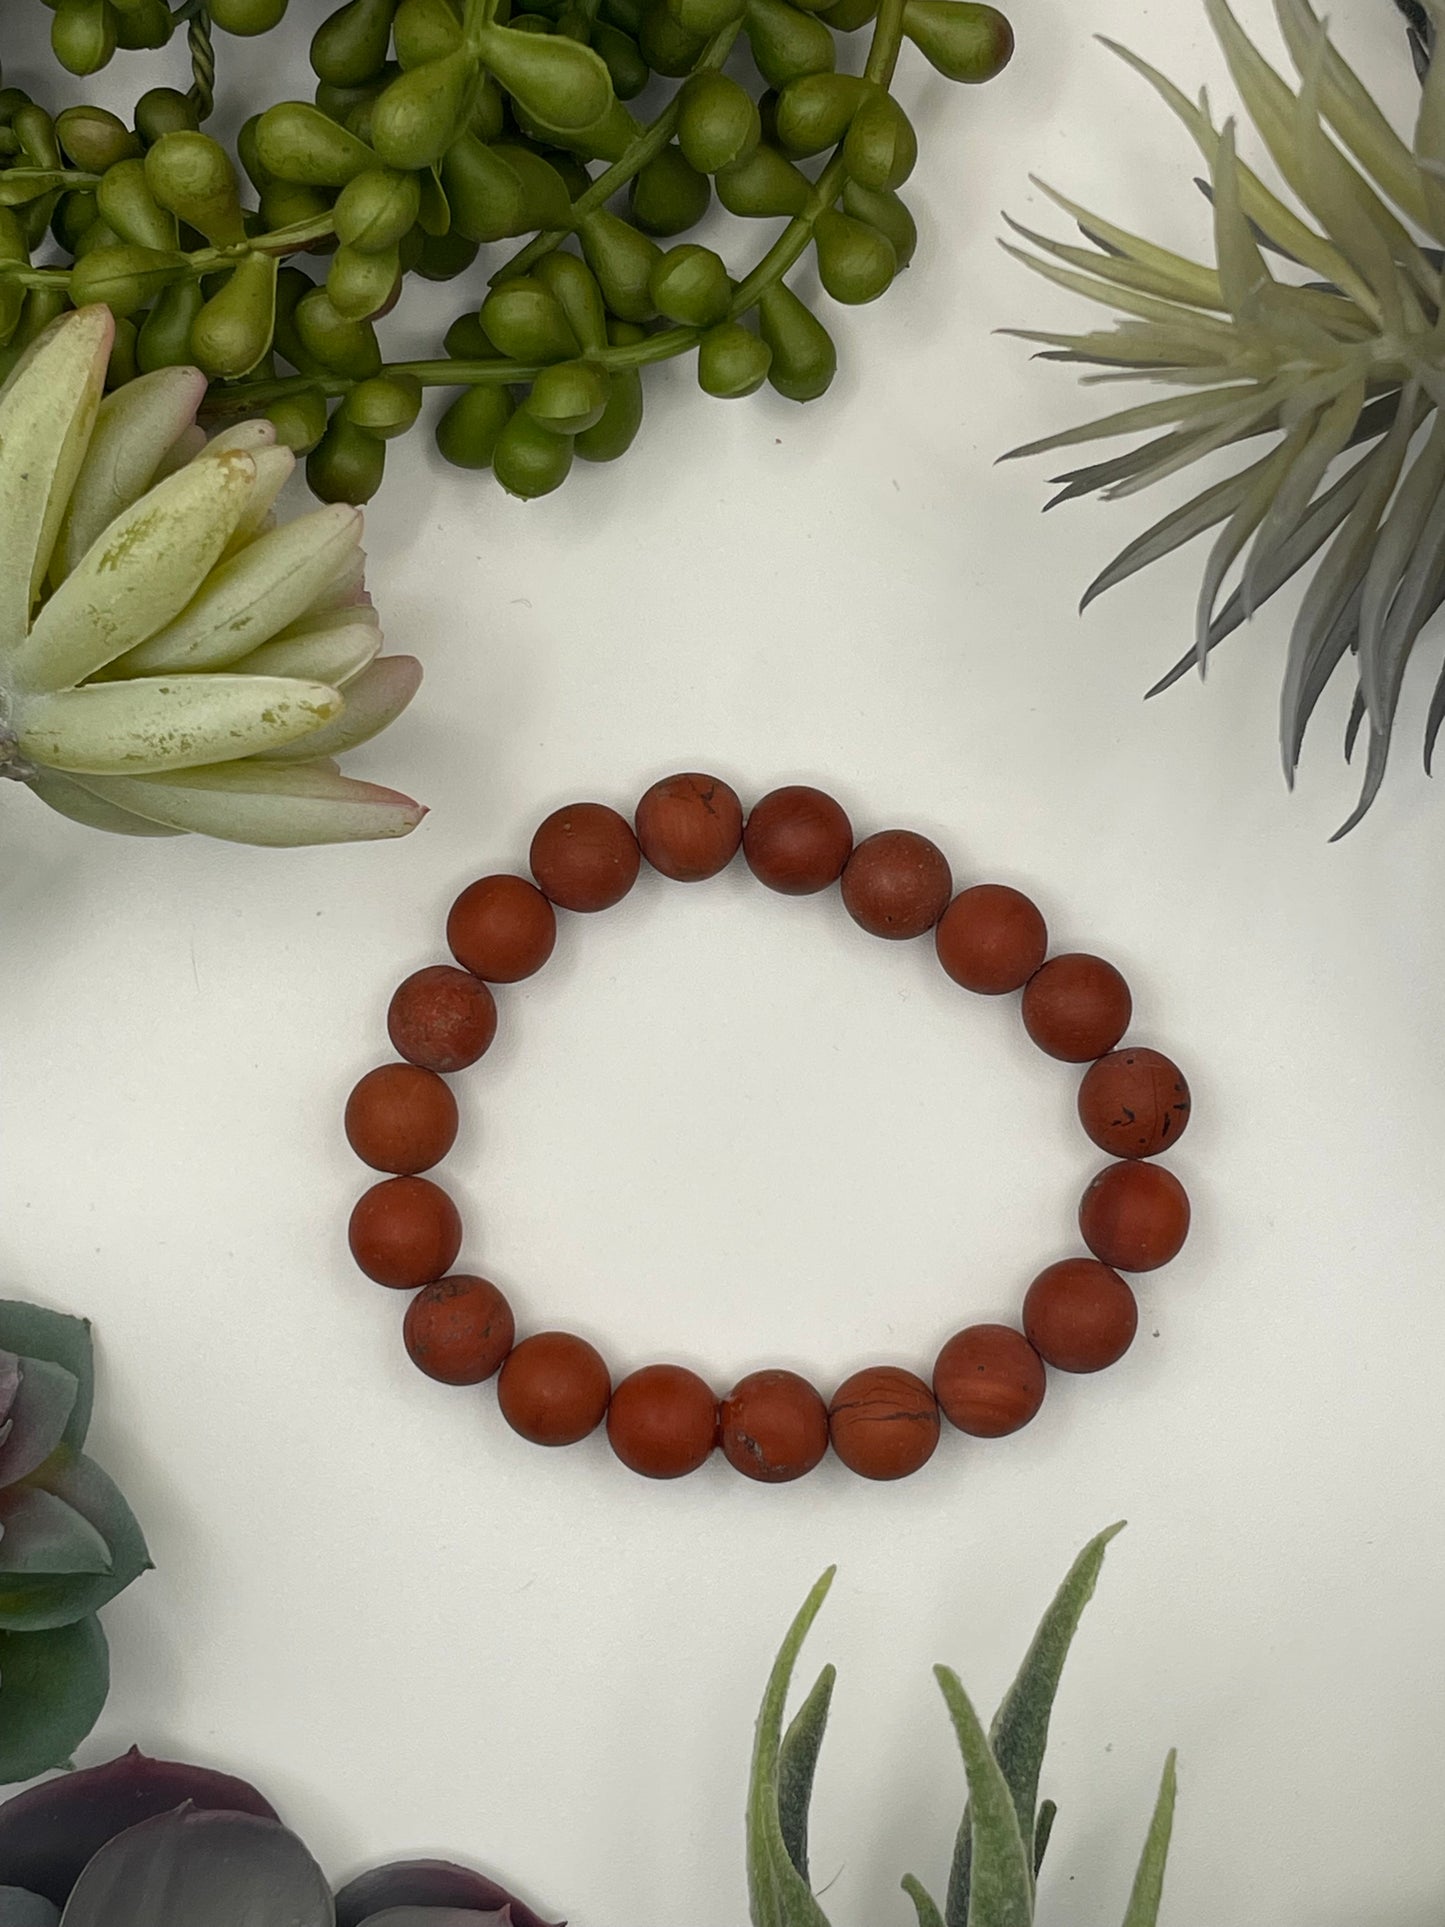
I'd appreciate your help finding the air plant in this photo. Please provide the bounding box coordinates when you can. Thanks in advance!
[0,1747,561,1926]
[1004,0,1445,833]
[0,1300,149,1786]
[0,306,424,847]
[747,1524,1176,1927]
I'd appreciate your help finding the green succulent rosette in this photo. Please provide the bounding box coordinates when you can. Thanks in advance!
[0,1299,150,1785]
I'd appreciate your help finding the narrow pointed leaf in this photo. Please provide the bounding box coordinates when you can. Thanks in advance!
[12,452,257,693]
[746,1570,836,1927]
[1030,178,1225,307]
[1359,414,1445,729]
[1243,373,1364,611]
[1193,428,1304,668]
[70,761,425,845]
[934,1668,1033,1927]
[1032,1801,1057,1876]
[777,1664,836,1884]
[947,1524,1125,1927]
[1120,1752,1177,1927]
[1081,456,1271,609]
[1004,384,1259,464]
[1001,217,1225,309]
[901,1877,945,1927]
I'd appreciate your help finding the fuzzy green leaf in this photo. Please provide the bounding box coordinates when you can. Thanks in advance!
[946,1524,1124,1927]
[935,1668,1033,1927]
[1032,1803,1056,1877]
[747,1571,835,1927]
[777,1664,836,1885]
[901,1876,946,1927]
[1119,1752,1177,1927]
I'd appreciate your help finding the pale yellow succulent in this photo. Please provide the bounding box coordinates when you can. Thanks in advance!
[0,306,425,845]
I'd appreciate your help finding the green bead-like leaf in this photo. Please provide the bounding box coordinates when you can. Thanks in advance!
[0,1615,109,1784]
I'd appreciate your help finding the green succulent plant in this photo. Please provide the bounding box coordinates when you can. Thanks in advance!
[0,304,425,845]
[1006,0,1445,833]
[747,1525,1176,1927]
[0,1299,150,1786]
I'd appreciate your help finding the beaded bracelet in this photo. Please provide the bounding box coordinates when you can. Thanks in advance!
[343,775,1193,1484]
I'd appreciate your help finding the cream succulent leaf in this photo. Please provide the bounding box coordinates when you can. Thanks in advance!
[0,308,422,847]
[1006,0,1445,826]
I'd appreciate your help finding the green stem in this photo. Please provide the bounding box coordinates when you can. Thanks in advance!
[864,0,908,85]
[489,20,744,285]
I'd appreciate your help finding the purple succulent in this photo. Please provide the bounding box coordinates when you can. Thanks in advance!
[0,1754,562,1927]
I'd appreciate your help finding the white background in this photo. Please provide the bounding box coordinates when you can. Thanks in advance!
[4,1,1445,1922]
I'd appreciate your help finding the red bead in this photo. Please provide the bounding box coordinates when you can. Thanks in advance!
[1023,1258,1137,1372]
[719,1369,830,1482]
[606,1364,718,1478]
[635,772,743,881]
[1022,953,1132,1062]
[932,1324,1045,1437]
[530,802,641,912]
[1079,1161,1190,1271]
[829,1365,940,1479]
[935,885,1047,994]
[349,1176,462,1289]
[345,1063,459,1174]
[387,965,497,1073]
[743,787,853,895]
[1077,1048,1191,1159]
[841,831,952,940]
[497,1331,611,1446]
[447,874,557,982]
[404,1275,515,1385]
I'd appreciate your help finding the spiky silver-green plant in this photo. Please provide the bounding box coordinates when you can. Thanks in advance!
[1005,0,1445,833]
[747,1525,1176,1927]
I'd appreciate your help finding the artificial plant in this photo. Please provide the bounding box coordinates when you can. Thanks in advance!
[0,1747,561,1924]
[0,1299,149,1787]
[0,0,1012,502]
[1006,0,1445,832]
[0,303,424,845]
[747,1524,1176,1927]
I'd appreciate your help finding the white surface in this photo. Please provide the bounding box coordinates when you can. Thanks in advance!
[4,2,1445,1923]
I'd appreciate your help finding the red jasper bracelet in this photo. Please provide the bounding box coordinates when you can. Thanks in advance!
[343,774,1193,1484]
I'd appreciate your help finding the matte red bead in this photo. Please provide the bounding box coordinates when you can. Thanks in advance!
[404,1275,515,1385]
[635,772,743,881]
[933,1324,1046,1437]
[607,1363,718,1478]
[1077,1048,1191,1159]
[387,965,497,1073]
[1023,1258,1137,1372]
[1022,953,1132,1062]
[447,874,557,982]
[530,802,641,912]
[1079,1161,1190,1271]
[497,1331,611,1446]
[345,1062,458,1174]
[935,884,1048,994]
[349,1176,462,1289]
[743,786,853,895]
[719,1369,830,1482]
[829,1365,940,1479]
[841,831,952,940]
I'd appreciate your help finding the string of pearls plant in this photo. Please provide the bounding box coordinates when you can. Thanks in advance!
[6,0,1013,501]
